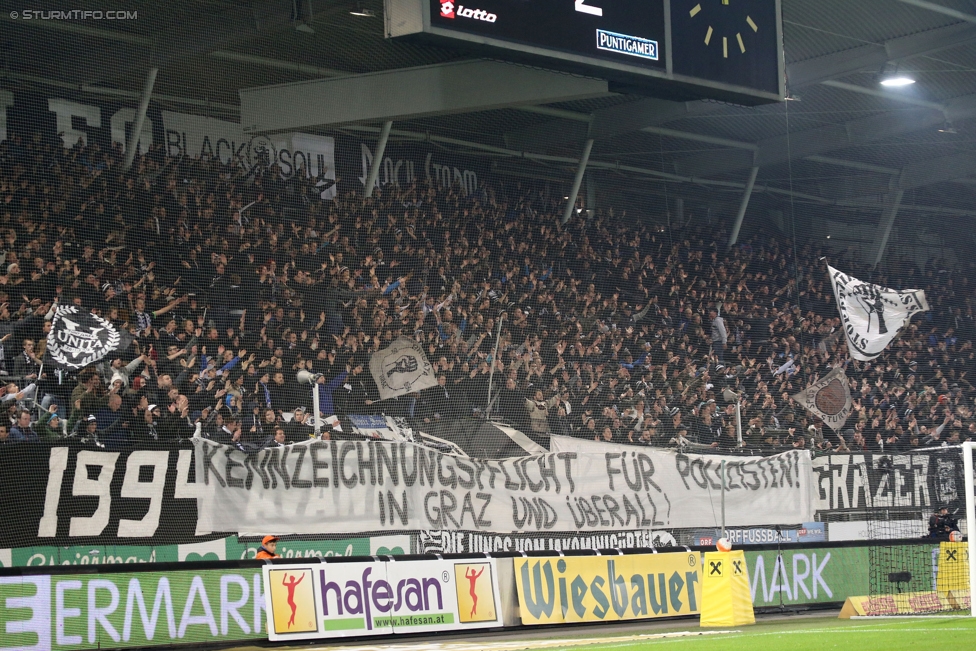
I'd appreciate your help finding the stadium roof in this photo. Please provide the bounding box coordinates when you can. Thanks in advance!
[2,0,976,226]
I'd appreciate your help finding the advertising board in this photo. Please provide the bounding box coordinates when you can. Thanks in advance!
[514,552,702,625]
[263,559,503,641]
[0,568,265,651]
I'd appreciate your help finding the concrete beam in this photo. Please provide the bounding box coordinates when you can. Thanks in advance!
[149,1,297,65]
[122,68,157,171]
[729,167,760,249]
[364,121,393,198]
[788,22,976,88]
[898,152,976,192]
[0,70,240,114]
[868,175,905,267]
[505,97,724,152]
[340,122,976,217]
[504,20,976,151]
[897,0,976,24]
[817,174,895,202]
[674,92,976,179]
[805,155,899,176]
[0,7,348,80]
[820,80,946,111]
[504,119,591,152]
[822,151,976,202]
[208,51,346,78]
[239,60,608,133]
[562,139,594,225]
[589,98,725,140]
[640,126,757,150]
[516,105,592,122]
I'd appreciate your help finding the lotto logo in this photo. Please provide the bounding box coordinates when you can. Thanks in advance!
[440,2,497,22]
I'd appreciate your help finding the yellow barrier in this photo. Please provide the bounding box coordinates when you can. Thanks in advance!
[514,552,702,625]
[936,542,970,593]
[700,551,755,627]
[839,592,952,618]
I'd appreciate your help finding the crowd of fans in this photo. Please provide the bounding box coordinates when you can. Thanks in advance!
[0,131,974,457]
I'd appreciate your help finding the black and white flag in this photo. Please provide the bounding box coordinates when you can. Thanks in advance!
[46,306,122,369]
[369,336,437,400]
[827,265,929,361]
[791,366,852,432]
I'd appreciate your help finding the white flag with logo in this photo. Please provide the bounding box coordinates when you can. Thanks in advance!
[790,366,852,432]
[827,265,929,361]
[369,337,438,401]
[46,305,123,369]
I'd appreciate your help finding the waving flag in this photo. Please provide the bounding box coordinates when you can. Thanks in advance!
[46,305,123,369]
[369,336,438,400]
[791,366,852,432]
[828,266,929,361]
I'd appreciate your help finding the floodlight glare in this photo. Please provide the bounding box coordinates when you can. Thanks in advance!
[879,76,915,87]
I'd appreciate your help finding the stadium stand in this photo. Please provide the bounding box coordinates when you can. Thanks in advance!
[0,133,972,457]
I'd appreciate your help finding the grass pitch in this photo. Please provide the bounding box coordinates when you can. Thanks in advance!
[257,614,976,651]
[541,615,976,651]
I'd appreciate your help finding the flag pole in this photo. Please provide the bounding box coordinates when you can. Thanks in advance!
[485,313,506,421]
[31,361,43,416]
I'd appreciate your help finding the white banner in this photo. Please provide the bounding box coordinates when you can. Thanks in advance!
[369,337,438,400]
[791,366,852,432]
[548,434,813,526]
[264,559,503,641]
[192,437,813,535]
[827,265,929,361]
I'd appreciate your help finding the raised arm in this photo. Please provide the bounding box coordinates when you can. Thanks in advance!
[153,295,187,319]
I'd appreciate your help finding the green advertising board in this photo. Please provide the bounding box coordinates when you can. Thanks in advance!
[10,546,179,567]
[0,568,265,650]
[224,535,408,560]
[0,535,412,568]
[743,543,941,607]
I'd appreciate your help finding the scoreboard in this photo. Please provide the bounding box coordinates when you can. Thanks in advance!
[385,0,783,104]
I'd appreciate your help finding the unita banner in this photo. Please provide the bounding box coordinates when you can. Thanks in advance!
[193,438,814,535]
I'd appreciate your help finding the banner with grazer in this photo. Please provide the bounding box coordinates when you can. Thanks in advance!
[811,450,965,513]
[192,437,813,535]
[515,552,702,624]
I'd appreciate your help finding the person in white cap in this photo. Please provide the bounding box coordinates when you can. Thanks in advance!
[72,414,99,440]
[132,404,161,443]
